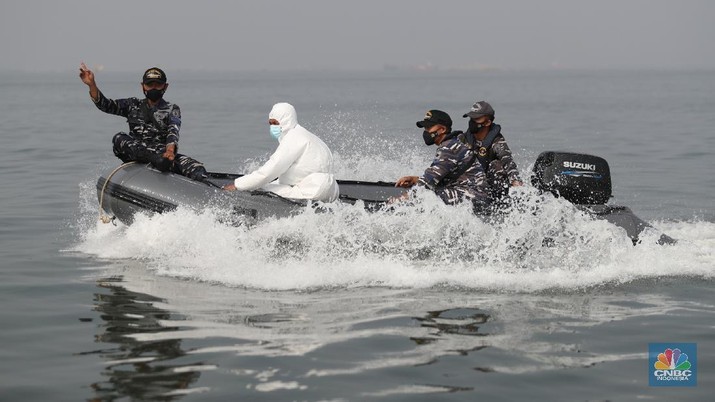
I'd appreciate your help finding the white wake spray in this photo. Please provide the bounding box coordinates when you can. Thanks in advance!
[74,179,714,291]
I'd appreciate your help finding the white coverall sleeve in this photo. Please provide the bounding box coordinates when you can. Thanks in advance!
[233,138,305,190]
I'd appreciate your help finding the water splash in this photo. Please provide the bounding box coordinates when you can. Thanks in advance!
[73,178,715,291]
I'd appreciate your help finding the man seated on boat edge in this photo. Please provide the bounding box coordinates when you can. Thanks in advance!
[79,63,208,181]
[394,109,490,212]
[462,100,522,202]
[223,102,339,202]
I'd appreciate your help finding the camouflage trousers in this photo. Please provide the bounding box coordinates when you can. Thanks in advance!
[112,133,207,181]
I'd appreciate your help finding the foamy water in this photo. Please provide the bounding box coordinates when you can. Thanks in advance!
[74,178,715,292]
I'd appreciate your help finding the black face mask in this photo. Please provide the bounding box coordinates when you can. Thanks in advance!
[423,130,437,145]
[468,119,487,134]
[145,88,164,102]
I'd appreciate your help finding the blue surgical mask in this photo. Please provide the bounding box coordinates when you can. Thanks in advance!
[270,125,282,140]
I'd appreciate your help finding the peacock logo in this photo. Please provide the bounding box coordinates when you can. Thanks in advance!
[654,348,691,370]
[649,343,697,387]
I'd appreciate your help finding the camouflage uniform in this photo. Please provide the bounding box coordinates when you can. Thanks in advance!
[418,131,489,209]
[93,91,207,180]
[474,123,521,200]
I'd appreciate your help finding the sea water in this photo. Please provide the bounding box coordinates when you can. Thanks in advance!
[0,69,713,401]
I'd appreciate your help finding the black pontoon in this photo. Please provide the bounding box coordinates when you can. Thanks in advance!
[96,151,676,245]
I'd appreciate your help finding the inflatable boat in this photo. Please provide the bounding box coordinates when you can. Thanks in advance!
[96,151,676,245]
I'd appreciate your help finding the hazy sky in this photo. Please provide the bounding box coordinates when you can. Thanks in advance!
[2,0,713,72]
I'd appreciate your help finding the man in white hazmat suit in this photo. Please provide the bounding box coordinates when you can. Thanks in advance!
[223,103,339,202]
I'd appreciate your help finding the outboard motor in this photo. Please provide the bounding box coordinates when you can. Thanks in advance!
[531,151,676,245]
[531,151,611,205]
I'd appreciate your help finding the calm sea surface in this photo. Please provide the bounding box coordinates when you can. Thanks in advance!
[0,70,713,401]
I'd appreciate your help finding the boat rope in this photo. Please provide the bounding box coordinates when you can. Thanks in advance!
[99,162,137,224]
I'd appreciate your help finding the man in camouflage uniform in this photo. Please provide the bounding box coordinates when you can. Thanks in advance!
[395,110,489,210]
[79,63,207,181]
[462,101,522,201]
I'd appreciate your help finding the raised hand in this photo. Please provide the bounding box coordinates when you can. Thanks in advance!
[79,62,95,86]
[79,62,100,101]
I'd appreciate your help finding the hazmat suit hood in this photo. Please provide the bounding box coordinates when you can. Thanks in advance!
[269,103,298,139]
